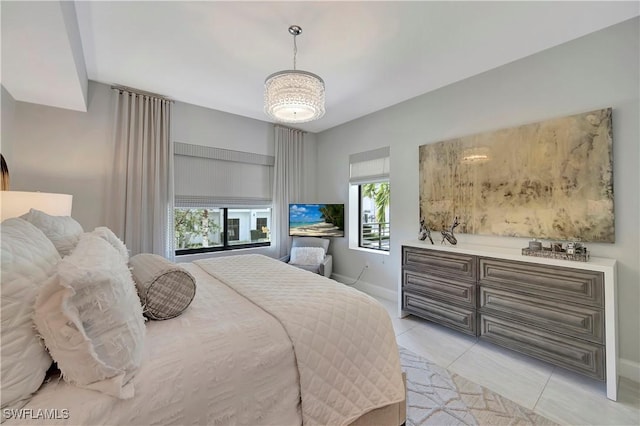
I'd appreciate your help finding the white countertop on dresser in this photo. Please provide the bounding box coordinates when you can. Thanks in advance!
[401,240,616,271]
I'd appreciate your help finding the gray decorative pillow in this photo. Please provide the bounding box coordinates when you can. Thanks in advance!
[129,254,196,320]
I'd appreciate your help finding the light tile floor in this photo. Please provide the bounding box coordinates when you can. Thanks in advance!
[371,296,640,426]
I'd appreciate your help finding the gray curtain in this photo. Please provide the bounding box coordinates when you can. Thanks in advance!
[272,126,304,259]
[108,88,174,259]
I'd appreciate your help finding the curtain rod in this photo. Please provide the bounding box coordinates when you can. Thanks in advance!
[111,85,174,102]
[274,124,307,134]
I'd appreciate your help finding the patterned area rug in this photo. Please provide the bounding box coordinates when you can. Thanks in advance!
[399,347,558,425]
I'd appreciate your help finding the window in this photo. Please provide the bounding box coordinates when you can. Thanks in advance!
[174,207,271,255]
[349,147,390,252]
[256,217,268,238]
[359,182,390,251]
[173,143,274,256]
[228,218,240,241]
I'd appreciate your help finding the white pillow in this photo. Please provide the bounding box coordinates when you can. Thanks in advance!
[289,246,325,266]
[21,208,84,257]
[1,218,59,411]
[91,226,129,262]
[34,234,145,399]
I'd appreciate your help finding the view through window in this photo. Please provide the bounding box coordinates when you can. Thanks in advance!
[359,182,390,251]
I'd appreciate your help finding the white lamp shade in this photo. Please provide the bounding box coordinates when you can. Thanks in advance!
[1,191,73,221]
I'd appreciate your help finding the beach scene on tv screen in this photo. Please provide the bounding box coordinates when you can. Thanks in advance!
[289,204,344,237]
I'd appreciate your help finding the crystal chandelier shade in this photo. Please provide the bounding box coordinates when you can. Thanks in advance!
[264,70,325,123]
[264,26,325,124]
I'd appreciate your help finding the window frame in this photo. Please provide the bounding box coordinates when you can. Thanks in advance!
[358,185,363,249]
[174,207,271,256]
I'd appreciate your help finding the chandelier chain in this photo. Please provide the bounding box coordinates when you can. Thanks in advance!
[292,33,297,70]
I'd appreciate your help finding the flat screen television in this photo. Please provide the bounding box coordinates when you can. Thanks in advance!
[289,203,345,237]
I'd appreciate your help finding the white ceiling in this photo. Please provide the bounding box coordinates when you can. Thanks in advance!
[2,1,638,133]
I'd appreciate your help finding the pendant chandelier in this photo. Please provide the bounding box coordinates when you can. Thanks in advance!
[264,25,325,124]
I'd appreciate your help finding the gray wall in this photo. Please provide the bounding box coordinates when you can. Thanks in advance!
[6,81,115,229]
[1,85,17,170]
[316,18,640,374]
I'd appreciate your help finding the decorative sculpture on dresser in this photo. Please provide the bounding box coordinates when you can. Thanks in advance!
[441,216,460,245]
[418,218,434,244]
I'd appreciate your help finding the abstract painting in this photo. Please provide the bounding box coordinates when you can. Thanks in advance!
[419,108,614,242]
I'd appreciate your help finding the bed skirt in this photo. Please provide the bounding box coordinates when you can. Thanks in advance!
[349,372,407,426]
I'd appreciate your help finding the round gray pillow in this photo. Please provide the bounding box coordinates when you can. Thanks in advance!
[129,254,196,320]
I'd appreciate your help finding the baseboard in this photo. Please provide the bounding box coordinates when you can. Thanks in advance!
[332,273,397,302]
[619,358,640,383]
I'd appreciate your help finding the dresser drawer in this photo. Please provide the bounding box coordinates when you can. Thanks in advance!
[403,270,476,307]
[403,292,477,336]
[479,258,604,307]
[479,287,603,344]
[402,246,476,280]
[480,314,605,380]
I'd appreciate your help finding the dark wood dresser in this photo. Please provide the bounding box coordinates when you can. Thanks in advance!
[400,242,618,400]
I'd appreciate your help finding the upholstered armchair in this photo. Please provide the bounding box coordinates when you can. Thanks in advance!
[281,237,333,278]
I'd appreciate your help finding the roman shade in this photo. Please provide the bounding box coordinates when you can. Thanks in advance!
[349,146,390,184]
[174,142,274,208]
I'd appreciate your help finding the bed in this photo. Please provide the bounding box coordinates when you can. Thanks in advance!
[1,216,405,426]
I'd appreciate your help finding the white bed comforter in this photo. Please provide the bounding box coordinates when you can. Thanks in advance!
[6,262,302,426]
[8,254,403,426]
[194,255,405,426]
